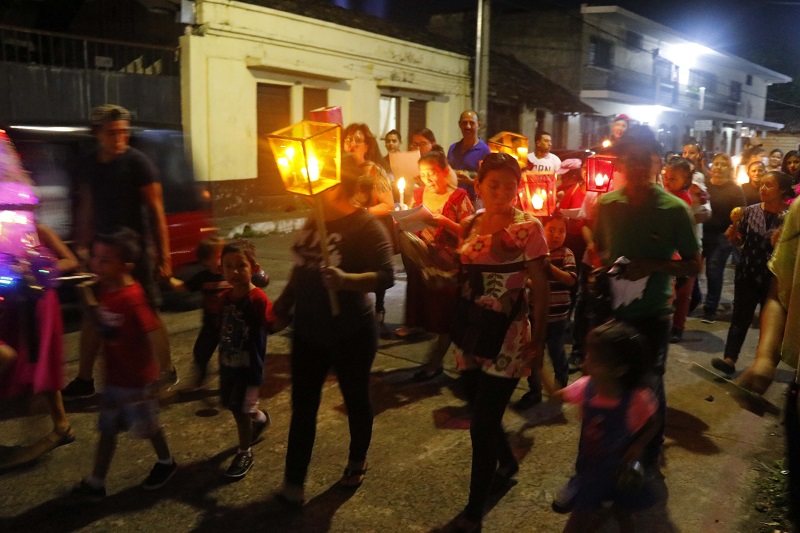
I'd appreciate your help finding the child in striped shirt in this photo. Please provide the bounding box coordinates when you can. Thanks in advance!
[514,213,577,410]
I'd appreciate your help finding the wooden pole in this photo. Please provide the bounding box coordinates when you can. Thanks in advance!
[313,195,340,316]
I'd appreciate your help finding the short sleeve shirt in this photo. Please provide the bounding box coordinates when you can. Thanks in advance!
[219,288,276,385]
[454,210,549,378]
[98,282,161,388]
[76,147,159,238]
[447,139,491,172]
[595,186,700,319]
[563,376,658,434]
[527,152,561,173]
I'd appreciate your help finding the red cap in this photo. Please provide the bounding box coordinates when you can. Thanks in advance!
[613,114,630,123]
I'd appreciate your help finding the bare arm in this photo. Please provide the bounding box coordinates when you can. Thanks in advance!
[141,182,171,280]
[73,182,94,266]
[525,256,550,363]
[321,267,380,293]
[36,223,79,274]
[367,187,394,218]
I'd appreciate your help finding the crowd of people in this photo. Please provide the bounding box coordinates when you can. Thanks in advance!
[1,104,800,532]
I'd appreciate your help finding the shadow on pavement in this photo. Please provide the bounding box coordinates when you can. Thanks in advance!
[9,447,249,533]
[679,330,726,354]
[664,407,721,456]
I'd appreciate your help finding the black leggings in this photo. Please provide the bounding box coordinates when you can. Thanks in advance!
[284,324,377,486]
[463,369,519,522]
[193,323,219,379]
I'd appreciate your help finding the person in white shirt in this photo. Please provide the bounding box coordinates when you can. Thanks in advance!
[527,131,561,173]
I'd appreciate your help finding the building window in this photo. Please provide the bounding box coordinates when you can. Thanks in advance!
[746,74,753,86]
[408,100,427,138]
[729,81,742,102]
[689,69,717,93]
[379,96,399,138]
[625,30,643,50]
[256,83,292,195]
[303,87,328,118]
[588,36,613,69]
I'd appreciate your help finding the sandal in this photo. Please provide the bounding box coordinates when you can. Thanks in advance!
[50,426,76,448]
[338,463,367,488]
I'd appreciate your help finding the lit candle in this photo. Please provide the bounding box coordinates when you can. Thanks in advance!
[532,192,545,210]
[397,177,406,201]
[594,173,607,188]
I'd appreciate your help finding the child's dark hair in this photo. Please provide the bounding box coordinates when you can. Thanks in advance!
[419,149,448,170]
[544,211,567,227]
[196,237,226,262]
[587,320,650,389]
[93,227,141,264]
[222,239,257,267]
[665,157,693,189]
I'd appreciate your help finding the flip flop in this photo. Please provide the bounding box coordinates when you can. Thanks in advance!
[338,464,367,488]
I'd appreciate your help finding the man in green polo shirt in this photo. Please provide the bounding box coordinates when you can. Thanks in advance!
[594,125,701,467]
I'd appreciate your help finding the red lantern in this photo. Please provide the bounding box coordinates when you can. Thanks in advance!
[518,171,556,217]
[586,154,616,193]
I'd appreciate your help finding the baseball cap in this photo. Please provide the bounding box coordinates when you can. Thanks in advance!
[613,114,630,123]
[557,158,582,175]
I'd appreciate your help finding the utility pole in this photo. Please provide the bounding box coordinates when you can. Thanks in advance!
[474,0,490,138]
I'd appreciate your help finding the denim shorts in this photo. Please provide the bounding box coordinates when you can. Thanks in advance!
[98,385,160,438]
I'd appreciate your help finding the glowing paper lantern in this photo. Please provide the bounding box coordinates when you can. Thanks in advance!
[488,131,529,168]
[267,121,342,314]
[586,154,616,193]
[309,106,343,127]
[267,121,341,196]
[518,171,556,217]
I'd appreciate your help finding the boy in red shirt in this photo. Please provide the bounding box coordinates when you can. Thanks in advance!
[71,228,176,501]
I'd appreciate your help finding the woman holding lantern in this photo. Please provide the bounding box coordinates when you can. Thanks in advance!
[273,154,395,505]
[397,149,473,380]
[343,123,396,329]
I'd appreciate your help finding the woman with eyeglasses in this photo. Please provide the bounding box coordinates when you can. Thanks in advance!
[343,123,396,329]
[442,152,549,533]
[395,149,473,380]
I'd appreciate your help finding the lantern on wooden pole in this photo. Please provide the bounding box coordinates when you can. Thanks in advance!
[267,121,342,315]
[488,131,529,168]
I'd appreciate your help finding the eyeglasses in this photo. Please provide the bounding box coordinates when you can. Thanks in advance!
[409,141,431,149]
[344,137,364,145]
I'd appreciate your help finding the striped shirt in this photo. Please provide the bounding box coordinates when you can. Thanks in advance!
[547,246,576,322]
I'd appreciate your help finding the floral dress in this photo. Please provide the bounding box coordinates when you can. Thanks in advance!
[454,209,549,378]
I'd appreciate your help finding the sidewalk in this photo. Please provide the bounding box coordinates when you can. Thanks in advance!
[0,220,795,532]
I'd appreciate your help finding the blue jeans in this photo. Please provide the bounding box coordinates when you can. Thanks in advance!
[703,233,735,314]
[527,319,569,396]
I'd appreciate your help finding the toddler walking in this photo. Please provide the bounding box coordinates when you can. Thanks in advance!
[552,321,660,532]
[71,228,176,501]
[218,239,279,479]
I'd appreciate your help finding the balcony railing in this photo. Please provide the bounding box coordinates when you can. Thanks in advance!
[583,66,740,116]
[0,24,177,76]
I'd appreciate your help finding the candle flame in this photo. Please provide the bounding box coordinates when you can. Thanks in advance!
[602,139,611,148]
[277,156,289,168]
[307,156,320,182]
[285,146,295,160]
[594,173,607,187]
[532,192,545,210]
[397,177,406,194]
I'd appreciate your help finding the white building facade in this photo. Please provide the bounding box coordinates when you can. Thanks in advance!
[180,0,472,194]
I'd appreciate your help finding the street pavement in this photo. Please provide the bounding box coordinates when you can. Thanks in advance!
[0,213,794,532]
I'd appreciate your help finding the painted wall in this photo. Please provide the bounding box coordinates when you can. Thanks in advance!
[182,0,471,184]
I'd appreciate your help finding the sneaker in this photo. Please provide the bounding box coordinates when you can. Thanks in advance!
[512,391,542,411]
[567,354,583,374]
[552,476,580,514]
[70,479,106,502]
[62,377,96,399]
[224,451,254,479]
[142,461,178,490]
[158,367,180,391]
[669,329,683,344]
[701,311,716,324]
[251,410,271,445]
